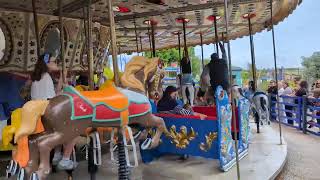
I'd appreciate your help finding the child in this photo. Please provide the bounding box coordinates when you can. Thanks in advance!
[183,103,193,112]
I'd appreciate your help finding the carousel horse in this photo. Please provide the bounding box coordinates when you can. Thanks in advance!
[232,85,270,133]
[7,56,167,180]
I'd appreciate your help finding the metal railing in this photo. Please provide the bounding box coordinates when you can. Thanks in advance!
[269,94,320,136]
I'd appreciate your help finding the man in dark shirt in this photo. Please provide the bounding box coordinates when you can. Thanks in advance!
[208,42,229,94]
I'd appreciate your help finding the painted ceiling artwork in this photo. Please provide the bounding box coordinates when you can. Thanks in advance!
[0,0,302,71]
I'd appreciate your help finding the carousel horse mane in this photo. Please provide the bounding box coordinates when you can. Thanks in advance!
[14,100,48,143]
[121,56,160,93]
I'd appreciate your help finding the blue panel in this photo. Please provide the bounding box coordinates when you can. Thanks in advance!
[216,86,249,171]
[140,116,219,163]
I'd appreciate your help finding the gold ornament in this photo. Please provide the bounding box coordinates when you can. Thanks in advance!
[164,125,197,149]
[199,132,218,152]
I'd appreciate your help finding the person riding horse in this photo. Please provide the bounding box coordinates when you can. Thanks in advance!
[198,42,228,104]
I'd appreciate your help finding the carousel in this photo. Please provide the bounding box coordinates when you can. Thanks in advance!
[0,0,301,180]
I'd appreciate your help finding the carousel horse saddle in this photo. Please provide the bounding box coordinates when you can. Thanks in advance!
[63,85,151,123]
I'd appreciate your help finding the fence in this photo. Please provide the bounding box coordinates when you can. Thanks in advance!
[269,94,320,136]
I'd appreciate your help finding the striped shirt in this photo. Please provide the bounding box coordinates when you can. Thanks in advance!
[173,105,194,115]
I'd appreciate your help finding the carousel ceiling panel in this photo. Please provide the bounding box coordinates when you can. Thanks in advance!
[0,0,302,53]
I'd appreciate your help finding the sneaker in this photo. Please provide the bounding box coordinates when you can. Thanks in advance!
[308,120,315,128]
[57,159,74,170]
[52,153,62,165]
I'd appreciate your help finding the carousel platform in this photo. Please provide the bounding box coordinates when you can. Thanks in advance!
[47,123,287,180]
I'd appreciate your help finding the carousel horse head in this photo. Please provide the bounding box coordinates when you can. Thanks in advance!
[231,85,246,100]
[197,65,215,105]
[121,56,164,97]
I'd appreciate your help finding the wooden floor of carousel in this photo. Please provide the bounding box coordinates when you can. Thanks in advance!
[1,123,287,180]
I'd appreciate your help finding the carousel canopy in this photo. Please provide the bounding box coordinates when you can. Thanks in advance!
[0,0,302,53]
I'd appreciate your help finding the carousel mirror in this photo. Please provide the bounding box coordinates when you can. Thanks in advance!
[0,28,4,61]
[0,19,12,66]
[44,28,61,57]
[40,21,68,64]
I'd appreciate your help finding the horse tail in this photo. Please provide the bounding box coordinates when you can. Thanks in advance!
[14,100,49,143]
[260,97,267,111]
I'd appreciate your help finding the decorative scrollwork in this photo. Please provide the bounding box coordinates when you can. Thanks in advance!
[164,125,197,149]
[199,132,218,152]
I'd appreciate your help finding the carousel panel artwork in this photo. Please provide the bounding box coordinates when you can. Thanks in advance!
[215,86,249,172]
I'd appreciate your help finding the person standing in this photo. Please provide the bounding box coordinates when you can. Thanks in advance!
[282,81,294,124]
[181,56,195,106]
[208,42,229,94]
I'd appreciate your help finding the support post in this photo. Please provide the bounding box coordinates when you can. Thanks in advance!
[248,17,257,91]
[269,0,283,144]
[224,0,240,179]
[151,22,156,57]
[58,0,66,84]
[32,0,40,57]
[86,0,94,90]
[139,36,143,55]
[200,33,204,69]
[147,26,152,57]
[182,20,188,56]
[302,95,307,134]
[178,32,181,71]
[213,16,219,57]
[134,18,139,54]
[107,0,120,86]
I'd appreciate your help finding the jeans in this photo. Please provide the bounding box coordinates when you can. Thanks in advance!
[182,85,194,106]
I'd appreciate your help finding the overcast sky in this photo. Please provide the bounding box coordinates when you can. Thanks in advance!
[195,0,320,69]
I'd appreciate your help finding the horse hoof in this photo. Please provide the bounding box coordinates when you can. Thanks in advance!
[17,168,25,180]
[30,172,39,180]
[141,138,152,150]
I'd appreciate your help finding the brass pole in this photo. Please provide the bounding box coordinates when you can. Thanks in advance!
[178,33,181,62]
[224,0,241,179]
[139,36,143,55]
[200,33,204,68]
[86,0,94,90]
[213,16,219,57]
[58,0,66,84]
[182,20,188,56]
[151,22,156,57]
[134,18,139,53]
[147,26,152,57]
[32,0,40,57]
[270,0,283,145]
[107,0,120,86]
[248,17,257,91]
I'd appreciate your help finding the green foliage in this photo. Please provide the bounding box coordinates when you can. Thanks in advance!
[145,47,204,80]
[301,52,320,82]
[241,71,250,86]
[144,47,196,66]
[258,80,269,91]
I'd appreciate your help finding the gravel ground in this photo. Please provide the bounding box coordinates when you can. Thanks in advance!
[274,123,320,180]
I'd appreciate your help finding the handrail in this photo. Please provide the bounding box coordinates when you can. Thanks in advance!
[269,94,320,136]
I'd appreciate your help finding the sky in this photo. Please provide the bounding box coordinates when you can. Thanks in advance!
[194,0,320,69]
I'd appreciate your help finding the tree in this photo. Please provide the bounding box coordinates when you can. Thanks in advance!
[301,52,320,82]
[144,47,197,66]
